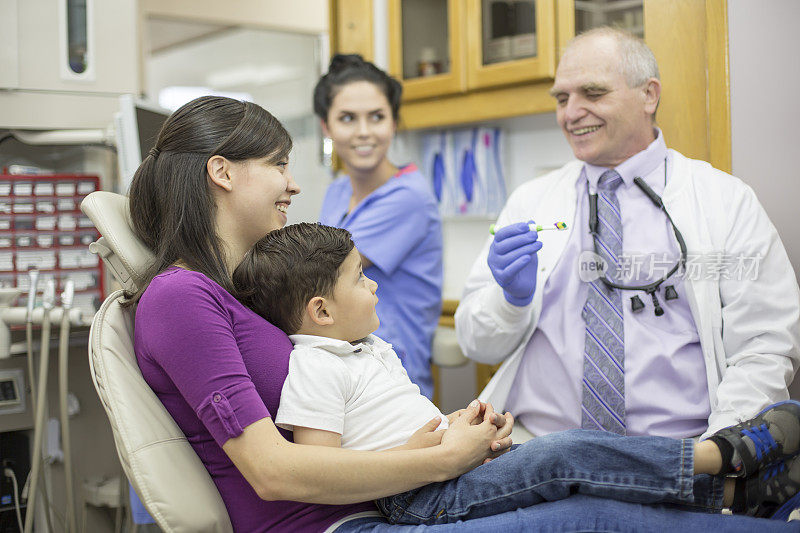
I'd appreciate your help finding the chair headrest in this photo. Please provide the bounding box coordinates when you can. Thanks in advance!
[80,191,155,294]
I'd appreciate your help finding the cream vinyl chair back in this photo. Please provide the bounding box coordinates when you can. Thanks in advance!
[81,191,233,533]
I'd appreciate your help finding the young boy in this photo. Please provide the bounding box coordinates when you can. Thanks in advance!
[236,221,448,452]
[232,222,800,525]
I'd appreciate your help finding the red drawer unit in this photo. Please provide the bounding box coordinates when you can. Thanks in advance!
[0,174,104,318]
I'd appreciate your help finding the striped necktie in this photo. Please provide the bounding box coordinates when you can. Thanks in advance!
[581,170,626,434]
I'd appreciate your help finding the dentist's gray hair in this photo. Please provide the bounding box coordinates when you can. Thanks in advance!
[566,26,660,88]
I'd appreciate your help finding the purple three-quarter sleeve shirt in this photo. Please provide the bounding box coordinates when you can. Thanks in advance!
[135,268,373,532]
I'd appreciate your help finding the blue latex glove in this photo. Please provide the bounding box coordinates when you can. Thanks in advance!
[487,222,543,306]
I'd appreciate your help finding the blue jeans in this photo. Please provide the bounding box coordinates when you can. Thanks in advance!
[336,496,800,532]
[335,430,800,532]
[377,430,719,524]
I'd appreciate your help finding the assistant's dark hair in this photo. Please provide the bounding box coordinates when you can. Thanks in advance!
[127,96,292,302]
[232,223,354,335]
[313,54,403,122]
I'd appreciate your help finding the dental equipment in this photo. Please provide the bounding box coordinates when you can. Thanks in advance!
[489,221,568,235]
[26,270,40,402]
[9,128,114,147]
[58,280,78,533]
[24,279,55,533]
[0,288,22,359]
[0,277,85,532]
[22,270,54,532]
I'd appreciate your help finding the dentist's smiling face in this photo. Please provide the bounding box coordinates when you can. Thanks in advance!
[550,34,658,168]
[323,80,396,176]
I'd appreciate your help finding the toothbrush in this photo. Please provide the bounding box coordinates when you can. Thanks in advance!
[489,222,568,235]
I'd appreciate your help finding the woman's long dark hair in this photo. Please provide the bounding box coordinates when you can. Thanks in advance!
[127,96,292,302]
[313,54,403,122]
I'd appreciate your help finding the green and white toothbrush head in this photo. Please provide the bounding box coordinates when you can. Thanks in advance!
[489,221,568,235]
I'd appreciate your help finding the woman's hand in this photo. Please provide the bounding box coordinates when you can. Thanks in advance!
[438,403,500,477]
[398,417,444,450]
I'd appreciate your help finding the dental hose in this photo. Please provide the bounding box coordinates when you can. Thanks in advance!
[25,270,39,416]
[23,280,55,533]
[58,281,77,533]
[23,271,55,532]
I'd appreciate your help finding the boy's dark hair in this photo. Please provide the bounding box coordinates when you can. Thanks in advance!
[128,95,292,302]
[313,54,403,122]
[233,223,355,335]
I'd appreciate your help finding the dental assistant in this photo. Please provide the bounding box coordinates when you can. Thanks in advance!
[315,54,443,398]
[455,27,800,441]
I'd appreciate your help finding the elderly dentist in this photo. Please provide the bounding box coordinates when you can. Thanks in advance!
[455,27,800,441]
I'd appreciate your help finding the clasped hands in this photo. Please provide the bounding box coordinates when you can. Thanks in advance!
[406,400,514,465]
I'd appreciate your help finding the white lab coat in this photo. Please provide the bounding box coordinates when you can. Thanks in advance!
[455,150,800,439]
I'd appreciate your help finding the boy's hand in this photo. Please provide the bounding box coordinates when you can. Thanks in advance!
[401,417,444,450]
[450,400,515,434]
[446,400,490,425]
[439,404,499,476]
[481,403,514,463]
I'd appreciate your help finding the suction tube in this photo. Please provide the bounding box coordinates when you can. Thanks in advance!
[25,270,40,413]
[58,281,77,533]
[24,280,55,533]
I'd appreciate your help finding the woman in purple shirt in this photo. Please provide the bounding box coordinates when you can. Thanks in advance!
[128,96,799,532]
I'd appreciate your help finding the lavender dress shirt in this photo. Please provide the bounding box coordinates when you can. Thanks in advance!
[506,132,712,438]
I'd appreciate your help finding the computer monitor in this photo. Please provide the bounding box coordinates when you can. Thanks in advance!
[113,94,170,193]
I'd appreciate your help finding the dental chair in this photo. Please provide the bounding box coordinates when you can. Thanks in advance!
[81,191,234,533]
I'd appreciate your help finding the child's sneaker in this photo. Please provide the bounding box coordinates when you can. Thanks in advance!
[744,455,800,520]
[711,400,800,477]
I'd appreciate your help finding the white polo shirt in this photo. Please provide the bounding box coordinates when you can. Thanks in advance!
[276,334,448,451]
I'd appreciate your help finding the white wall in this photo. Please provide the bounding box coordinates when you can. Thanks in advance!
[393,113,573,300]
[142,0,328,35]
[729,0,800,280]
[728,0,800,398]
[146,28,320,122]
[145,27,329,225]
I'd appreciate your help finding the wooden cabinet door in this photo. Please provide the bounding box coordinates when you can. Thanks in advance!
[388,0,467,101]
[466,0,557,90]
[330,0,374,61]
